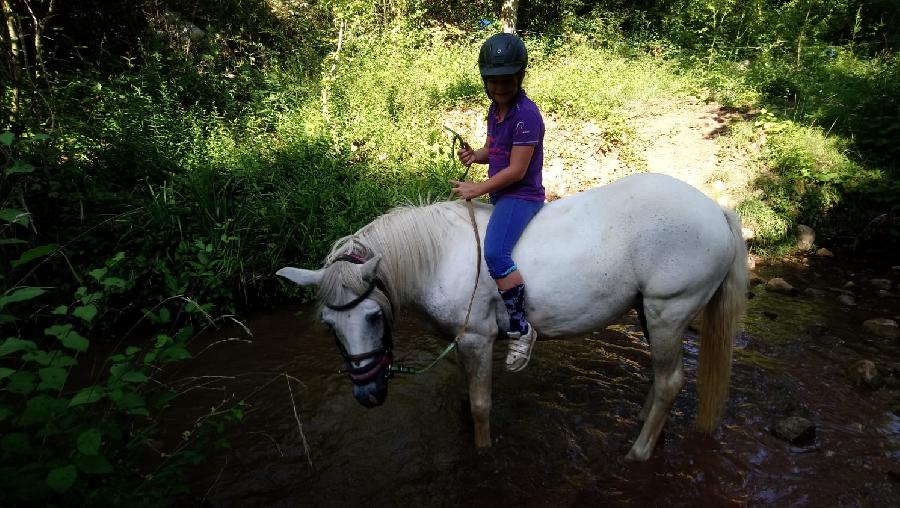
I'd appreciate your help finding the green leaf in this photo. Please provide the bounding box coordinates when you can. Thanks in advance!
[0,337,36,358]
[0,314,15,324]
[45,323,73,338]
[30,133,49,142]
[76,428,102,455]
[109,389,146,411]
[88,268,108,281]
[46,465,77,493]
[5,160,35,175]
[101,277,127,290]
[7,371,35,394]
[45,324,89,352]
[19,394,67,426]
[160,345,192,363]
[72,304,98,323]
[109,362,128,381]
[0,207,29,226]
[10,244,58,268]
[121,371,149,383]
[37,366,68,391]
[75,454,113,474]
[69,387,104,406]
[1,433,32,456]
[0,131,13,146]
[0,287,46,309]
[0,238,27,245]
[62,330,89,352]
[0,405,13,422]
[23,349,53,365]
[0,367,13,380]
[52,305,68,315]
[51,354,77,368]
[125,346,140,356]
[159,307,171,323]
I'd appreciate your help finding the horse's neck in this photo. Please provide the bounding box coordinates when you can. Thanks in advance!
[360,202,476,309]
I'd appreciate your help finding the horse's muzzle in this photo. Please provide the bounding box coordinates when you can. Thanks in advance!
[352,368,389,408]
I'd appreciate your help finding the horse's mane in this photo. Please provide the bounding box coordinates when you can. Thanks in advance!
[319,199,490,319]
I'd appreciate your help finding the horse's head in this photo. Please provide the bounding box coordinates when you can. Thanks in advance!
[277,255,394,408]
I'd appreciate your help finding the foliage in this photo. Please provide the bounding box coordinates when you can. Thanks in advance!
[1,133,245,505]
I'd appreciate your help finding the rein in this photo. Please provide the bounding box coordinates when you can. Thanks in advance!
[391,199,481,376]
[391,128,482,375]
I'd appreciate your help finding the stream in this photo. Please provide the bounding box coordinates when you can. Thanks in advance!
[168,255,900,506]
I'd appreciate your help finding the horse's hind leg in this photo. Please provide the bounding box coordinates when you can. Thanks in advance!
[626,301,693,461]
[635,299,654,421]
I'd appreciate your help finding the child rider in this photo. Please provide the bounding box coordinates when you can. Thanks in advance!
[450,33,545,372]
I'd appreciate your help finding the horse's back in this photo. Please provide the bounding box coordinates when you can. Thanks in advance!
[517,173,737,336]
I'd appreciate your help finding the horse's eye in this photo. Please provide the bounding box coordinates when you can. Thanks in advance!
[366,310,382,323]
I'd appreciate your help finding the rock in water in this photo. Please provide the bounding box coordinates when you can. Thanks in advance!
[838,294,857,306]
[766,277,796,294]
[774,416,815,444]
[804,288,827,298]
[796,224,815,251]
[862,318,899,339]
[870,278,892,291]
[847,360,883,389]
[815,247,834,257]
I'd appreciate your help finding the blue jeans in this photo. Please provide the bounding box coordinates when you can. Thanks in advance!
[484,197,543,279]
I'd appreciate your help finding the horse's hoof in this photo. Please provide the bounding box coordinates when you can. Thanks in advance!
[624,447,649,462]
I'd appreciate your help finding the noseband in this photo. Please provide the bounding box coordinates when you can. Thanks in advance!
[326,254,394,385]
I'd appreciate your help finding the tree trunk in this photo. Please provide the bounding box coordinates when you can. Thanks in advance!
[500,0,519,34]
[2,0,22,121]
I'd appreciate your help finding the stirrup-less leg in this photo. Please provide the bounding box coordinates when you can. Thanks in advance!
[501,284,537,372]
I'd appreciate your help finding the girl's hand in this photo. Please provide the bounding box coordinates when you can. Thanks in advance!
[457,147,476,166]
[449,180,484,200]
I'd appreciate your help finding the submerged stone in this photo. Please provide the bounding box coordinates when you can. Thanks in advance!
[863,318,899,339]
[847,359,883,389]
[838,294,857,306]
[804,288,827,298]
[774,416,815,444]
[815,247,834,257]
[870,278,893,291]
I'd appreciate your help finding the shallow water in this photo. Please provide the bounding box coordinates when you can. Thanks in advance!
[171,256,900,506]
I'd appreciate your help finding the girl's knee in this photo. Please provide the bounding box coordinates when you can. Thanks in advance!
[484,250,511,279]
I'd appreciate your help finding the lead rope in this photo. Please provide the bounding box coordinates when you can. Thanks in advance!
[390,129,482,375]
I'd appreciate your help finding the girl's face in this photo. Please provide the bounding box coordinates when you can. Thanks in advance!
[485,73,522,106]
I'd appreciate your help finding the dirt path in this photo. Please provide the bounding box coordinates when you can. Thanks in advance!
[444,96,760,206]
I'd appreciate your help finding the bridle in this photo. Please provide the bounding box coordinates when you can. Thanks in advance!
[325,254,394,385]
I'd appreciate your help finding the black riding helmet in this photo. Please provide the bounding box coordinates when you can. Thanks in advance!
[478,33,528,76]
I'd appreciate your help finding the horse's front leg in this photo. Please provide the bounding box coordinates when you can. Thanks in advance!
[458,333,494,447]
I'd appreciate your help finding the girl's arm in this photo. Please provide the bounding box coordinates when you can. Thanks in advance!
[450,145,535,200]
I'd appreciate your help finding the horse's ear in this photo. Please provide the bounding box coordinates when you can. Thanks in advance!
[359,255,382,283]
[276,267,323,286]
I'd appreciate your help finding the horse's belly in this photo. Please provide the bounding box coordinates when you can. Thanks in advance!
[523,277,637,338]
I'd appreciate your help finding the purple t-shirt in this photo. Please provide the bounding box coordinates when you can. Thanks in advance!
[487,91,545,203]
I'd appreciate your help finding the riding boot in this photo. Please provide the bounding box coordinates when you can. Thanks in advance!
[500,283,537,372]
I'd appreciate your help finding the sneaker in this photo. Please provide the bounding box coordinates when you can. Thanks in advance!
[505,325,537,372]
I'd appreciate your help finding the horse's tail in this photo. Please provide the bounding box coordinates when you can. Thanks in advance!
[696,208,748,433]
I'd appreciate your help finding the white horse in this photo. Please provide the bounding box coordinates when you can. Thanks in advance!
[277,173,747,461]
